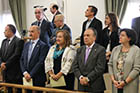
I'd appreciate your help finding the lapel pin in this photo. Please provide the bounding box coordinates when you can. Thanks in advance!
[37,45,39,47]
[95,49,96,52]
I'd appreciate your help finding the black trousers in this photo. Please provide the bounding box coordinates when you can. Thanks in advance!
[5,78,22,93]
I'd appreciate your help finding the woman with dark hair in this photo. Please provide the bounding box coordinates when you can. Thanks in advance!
[45,30,76,90]
[108,28,140,93]
[101,13,120,72]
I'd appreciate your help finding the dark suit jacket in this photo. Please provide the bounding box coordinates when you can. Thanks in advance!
[132,17,140,47]
[101,27,120,51]
[0,36,24,83]
[52,10,61,28]
[20,39,49,86]
[50,24,72,45]
[31,19,54,46]
[80,17,102,46]
[72,43,106,92]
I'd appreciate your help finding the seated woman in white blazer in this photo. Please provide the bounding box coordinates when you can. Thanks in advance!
[45,30,76,90]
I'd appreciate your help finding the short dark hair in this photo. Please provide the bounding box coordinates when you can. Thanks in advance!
[52,4,59,10]
[87,27,97,37]
[7,24,16,34]
[120,28,137,46]
[88,5,98,16]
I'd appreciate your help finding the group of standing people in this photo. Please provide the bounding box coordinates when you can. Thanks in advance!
[0,3,140,93]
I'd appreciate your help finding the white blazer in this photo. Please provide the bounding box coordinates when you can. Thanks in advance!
[45,45,76,75]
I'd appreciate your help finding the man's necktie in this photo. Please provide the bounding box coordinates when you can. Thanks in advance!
[28,42,34,62]
[4,39,10,56]
[38,21,40,26]
[85,47,90,64]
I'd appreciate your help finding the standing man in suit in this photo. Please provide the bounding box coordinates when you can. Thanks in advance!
[32,8,54,46]
[80,5,102,46]
[0,24,24,92]
[73,28,106,93]
[131,17,140,47]
[20,25,49,88]
[50,4,61,28]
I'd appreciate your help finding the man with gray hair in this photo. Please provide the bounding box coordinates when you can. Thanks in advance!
[32,8,54,46]
[50,14,72,45]
[73,28,106,93]
[20,25,49,89]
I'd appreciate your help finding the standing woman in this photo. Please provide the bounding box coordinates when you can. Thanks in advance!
[101,13,120,72]
[108,28,140,93]
[45,30,76,90]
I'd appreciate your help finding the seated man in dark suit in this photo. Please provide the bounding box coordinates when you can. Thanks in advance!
[72,28,106,93]
[31,7,54,46]
[20,25,49,89]
[0,24,24,93]
[50,14,72,45]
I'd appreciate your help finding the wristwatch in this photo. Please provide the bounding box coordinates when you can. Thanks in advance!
[124,80,128,85]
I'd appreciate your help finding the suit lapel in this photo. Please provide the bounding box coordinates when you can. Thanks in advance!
[5,36,16,57]
[2,39,8,58]
[81,46,86,65]
[113,46,121,71]
[89,18,96,28]
[35,21,38,25]
[40,19,45,29]
[24,42,30,67]
[26,42,30,62]
[84,20,88,30]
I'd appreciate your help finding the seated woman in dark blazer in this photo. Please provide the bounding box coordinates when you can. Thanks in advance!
[108,28,140,93]
[101,13,120,72]
[45,30,76,90]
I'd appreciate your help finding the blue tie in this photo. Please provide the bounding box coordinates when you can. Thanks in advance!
[28,42,34,62]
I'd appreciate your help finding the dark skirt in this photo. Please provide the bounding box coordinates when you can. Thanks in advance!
[118,89,123,93]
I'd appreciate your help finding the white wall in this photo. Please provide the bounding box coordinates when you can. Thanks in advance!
[26,0,105,42]
[26,0,54,29]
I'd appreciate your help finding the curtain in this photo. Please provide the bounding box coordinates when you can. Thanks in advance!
[0,0,19,46]
[9,0,27,35]
[105,0,128,24]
